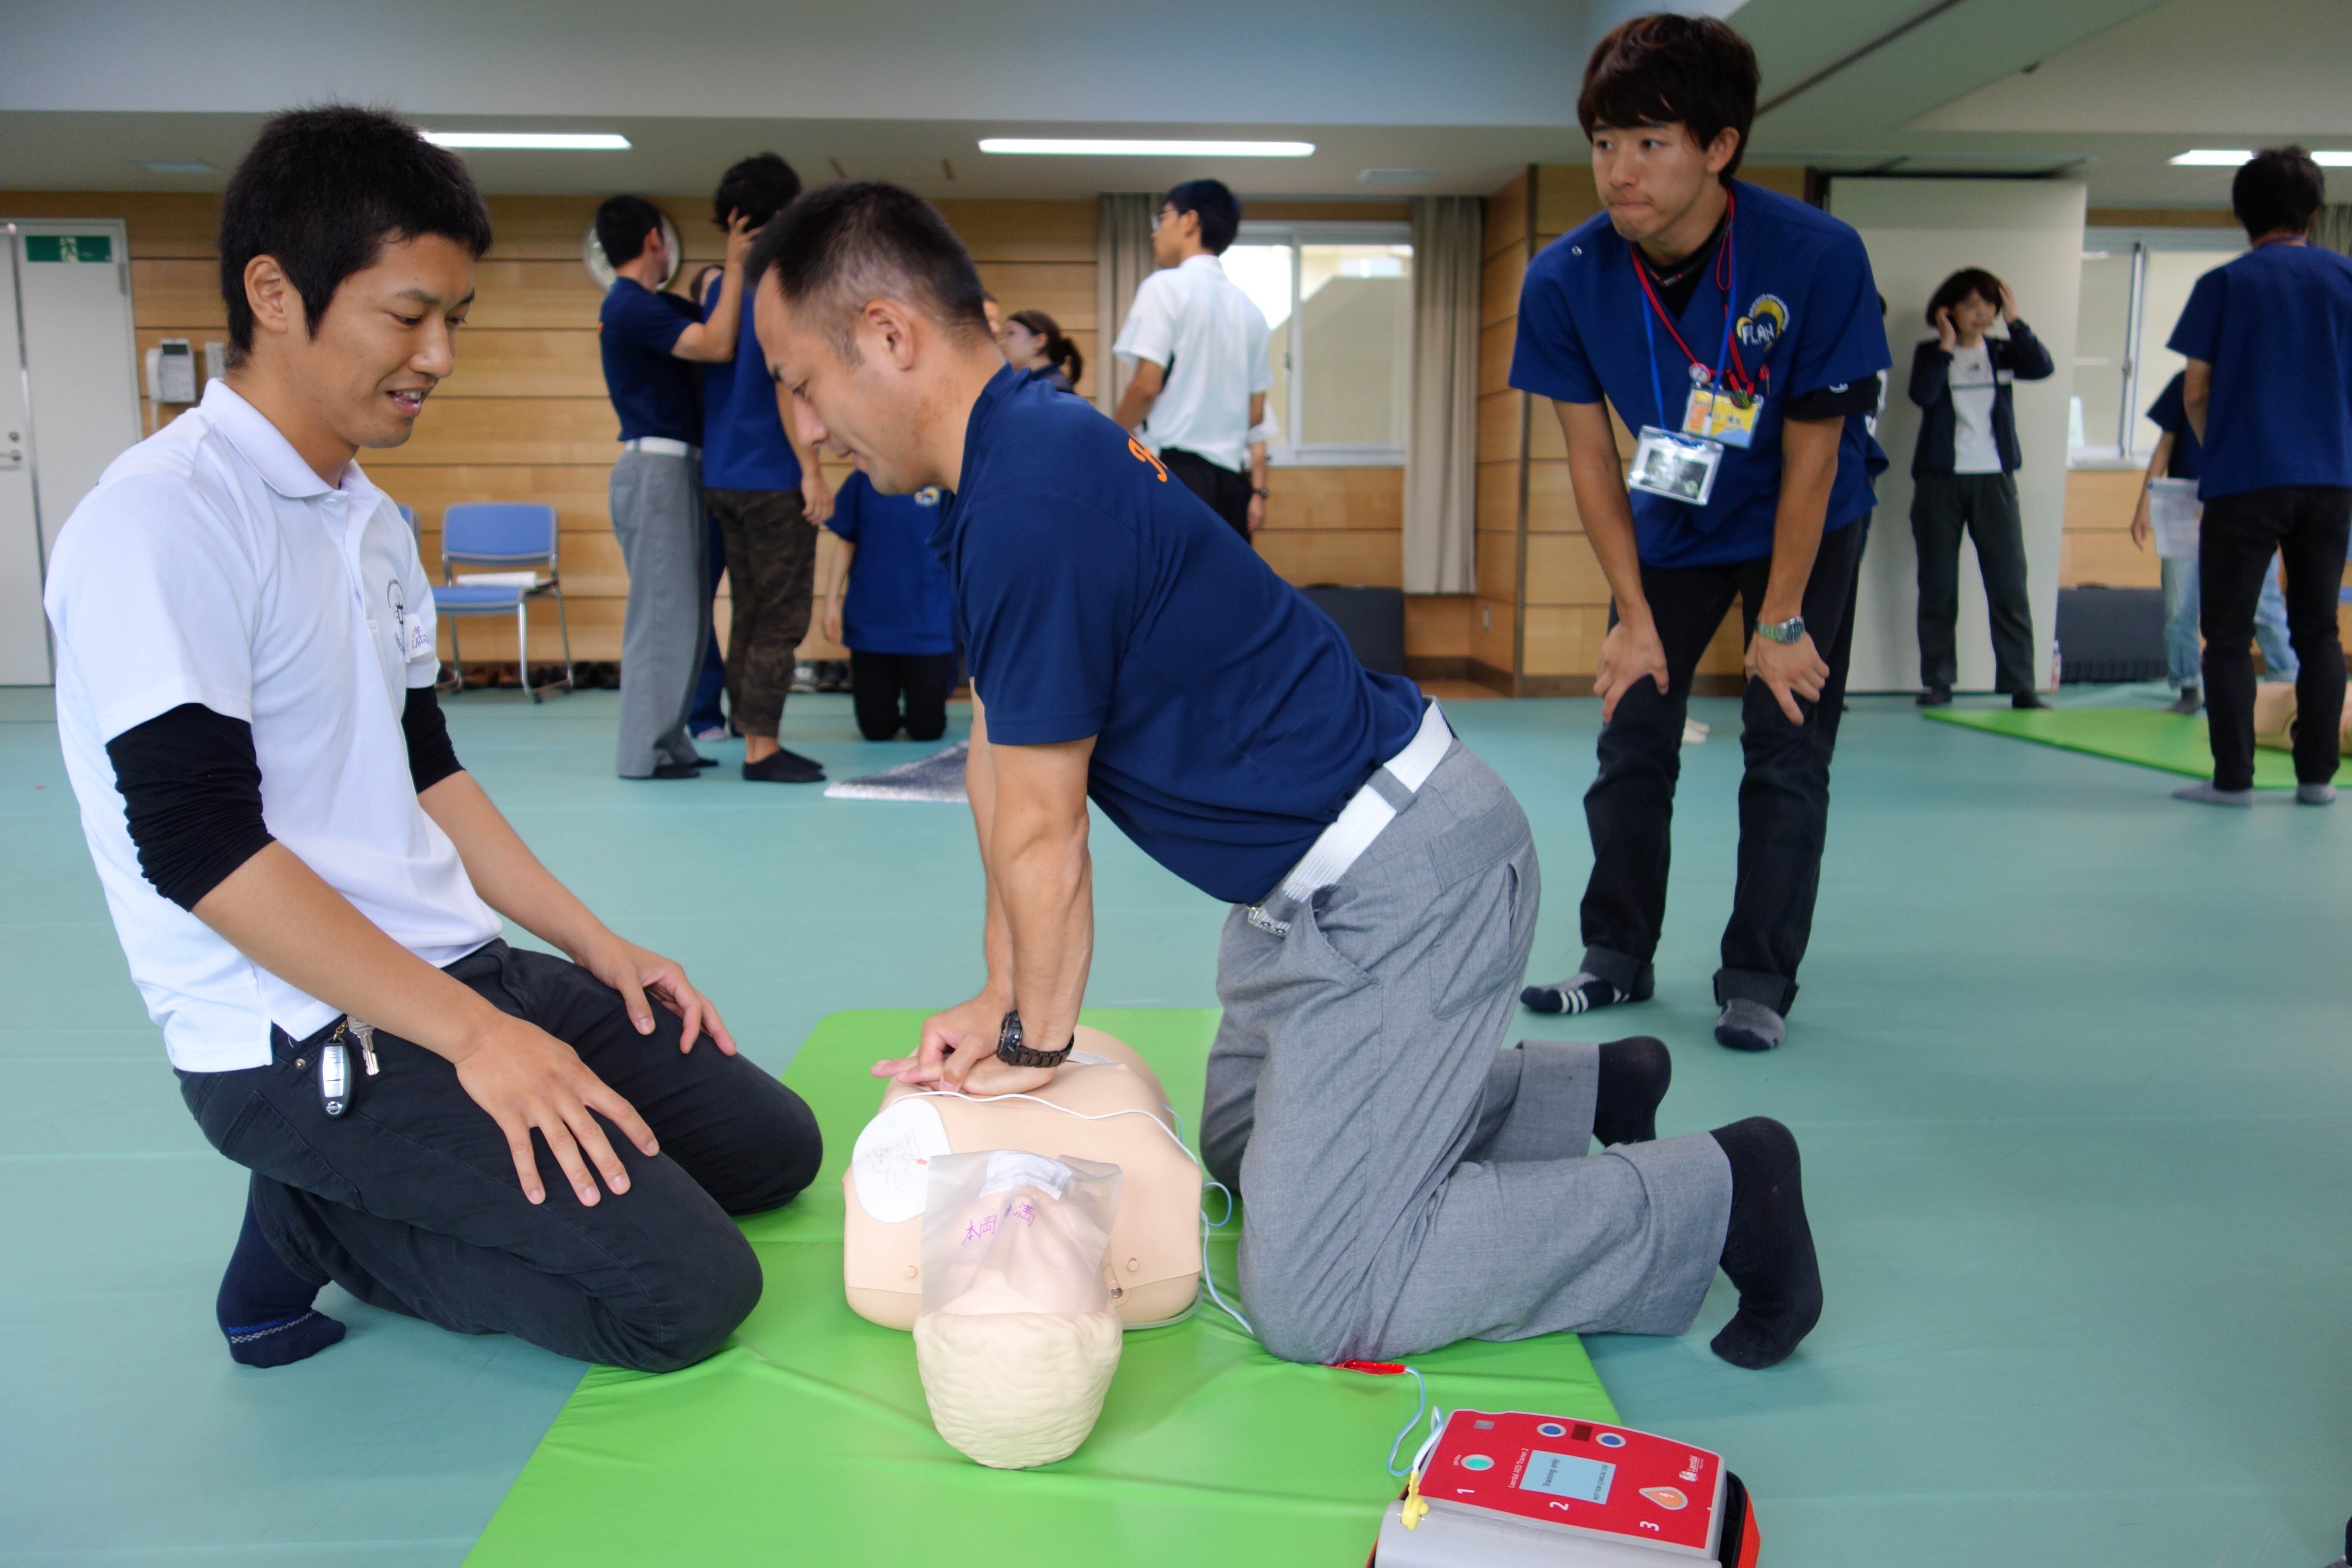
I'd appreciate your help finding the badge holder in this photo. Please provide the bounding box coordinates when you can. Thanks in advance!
[1628,426,1724,507]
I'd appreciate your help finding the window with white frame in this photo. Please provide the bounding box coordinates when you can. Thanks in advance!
[2070,227,2245,464]
[1223,220,1414,466]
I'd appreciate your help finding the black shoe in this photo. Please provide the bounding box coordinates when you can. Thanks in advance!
[636,761,701,780]
[693,755,720,768]
[1915,686,1951,707]
[2011,690,2049,710]
[2166,687,2202,716]
[744,747,826,784]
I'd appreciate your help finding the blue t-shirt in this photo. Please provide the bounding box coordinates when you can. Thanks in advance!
[1509,180,1890,568]
[699,273,802,492]
[823,472,954,656]
[2145,373,2205,481]
[943,365,1425,904]
[597,279,701,445]
[2166,242,2352,499]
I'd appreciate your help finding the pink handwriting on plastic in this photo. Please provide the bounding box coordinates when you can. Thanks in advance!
[960,1200,1040,1245]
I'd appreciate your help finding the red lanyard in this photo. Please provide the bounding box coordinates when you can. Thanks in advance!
[1631,190,1758,401]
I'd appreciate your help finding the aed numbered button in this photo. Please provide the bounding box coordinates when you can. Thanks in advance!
[1640,1486,1689,1511]
[1596,1431,1628,1449]
[1459,1454,1494,1471]
[1537,1422,1567,1437]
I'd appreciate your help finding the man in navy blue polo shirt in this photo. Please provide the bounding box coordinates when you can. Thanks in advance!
[594,195,752,780]
[2167,146,2352,806]
[750,181,1824,1371]
[1513,15,1889,1056]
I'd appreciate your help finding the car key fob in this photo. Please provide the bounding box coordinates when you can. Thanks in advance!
[319,1041,351,1118]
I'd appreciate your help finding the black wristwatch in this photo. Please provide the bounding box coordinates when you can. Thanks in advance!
[996,1010,1074,1069]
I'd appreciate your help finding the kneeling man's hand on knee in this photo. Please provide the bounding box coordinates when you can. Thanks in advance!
[567,928,735,1055]
[453,1016,662,1207]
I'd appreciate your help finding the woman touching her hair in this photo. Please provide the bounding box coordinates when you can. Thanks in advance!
[1003,309,1084,395]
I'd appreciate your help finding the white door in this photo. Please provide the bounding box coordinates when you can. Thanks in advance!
[1826,181,2087,694]
[0,232,48,684]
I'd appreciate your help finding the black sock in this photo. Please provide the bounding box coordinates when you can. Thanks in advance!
[1592,1036,1671,1146]
[1707,1118,1822,1370]
[1522,976,1633,1015]
[217,1198,344,1368]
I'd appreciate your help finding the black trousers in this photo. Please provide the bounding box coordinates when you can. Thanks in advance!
[850,649,955,741]
[175,941,822,1373]
[1580,518,1865,1017]
[1910,471,2036,693]
[2199,484,2352,789]
[1161,447,1253,543]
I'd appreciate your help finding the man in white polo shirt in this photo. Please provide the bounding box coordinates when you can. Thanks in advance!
[44,107,819,1373]
[1112,179,1274,542]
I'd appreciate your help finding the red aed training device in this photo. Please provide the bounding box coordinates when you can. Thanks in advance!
[1369,1409,1760,1567]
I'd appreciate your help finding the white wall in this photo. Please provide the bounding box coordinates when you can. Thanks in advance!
[1828,178,2086,693]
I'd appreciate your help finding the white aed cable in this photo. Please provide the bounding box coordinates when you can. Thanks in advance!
[897,1087,1257,1338]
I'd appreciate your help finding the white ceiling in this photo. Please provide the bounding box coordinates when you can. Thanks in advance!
[0,0,2340,208]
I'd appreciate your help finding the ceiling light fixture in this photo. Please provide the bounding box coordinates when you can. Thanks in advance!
[2173,148,2352,167]
[420,132,631,150]
[978,138,1314,158]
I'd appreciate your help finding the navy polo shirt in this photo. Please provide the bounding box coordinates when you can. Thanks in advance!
[2146,373,2205,482]
[597,279,701,445]
[2167,242,2352,499]
[823,472,954,656]
[943,364,1425,904]
[699,272,802,492]
[1509,180,1890,569]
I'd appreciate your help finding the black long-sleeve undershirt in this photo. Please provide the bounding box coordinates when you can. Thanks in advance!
[105,688,463,911]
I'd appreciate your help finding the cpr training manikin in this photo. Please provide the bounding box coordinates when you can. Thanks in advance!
[845,1027,1205,1468]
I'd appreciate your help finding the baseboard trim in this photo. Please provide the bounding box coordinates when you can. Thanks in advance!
[1468,660,1516,695]
[1508,672,1747,698]
[1404,655,1473,682]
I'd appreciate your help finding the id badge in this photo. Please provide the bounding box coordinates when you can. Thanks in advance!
[1629,426,1724,507]
[1682,385,1761,449]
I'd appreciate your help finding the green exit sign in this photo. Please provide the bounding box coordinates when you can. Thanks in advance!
[25,234,113,263]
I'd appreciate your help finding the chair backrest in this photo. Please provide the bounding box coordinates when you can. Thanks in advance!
[396,502,418,534]
[441,502,558,572]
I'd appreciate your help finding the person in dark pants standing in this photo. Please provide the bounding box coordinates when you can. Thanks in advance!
[43,107,819,1375]
[1112,180,1273,542]
[1905,267,2055,708]
[820,469,957,741]
[2169,146,2352,807]
[700,154,835,784]
[1510,14,1890,1054]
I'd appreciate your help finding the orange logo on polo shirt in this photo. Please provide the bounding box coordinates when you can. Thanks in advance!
[1128,438,1168,482]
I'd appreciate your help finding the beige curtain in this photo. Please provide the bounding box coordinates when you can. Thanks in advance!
[2313,204,2352,256]
[1405,196,1482,594]
[1096,193,1157,415]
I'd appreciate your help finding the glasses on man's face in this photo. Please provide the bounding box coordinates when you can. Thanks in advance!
[1153,209,1178,233]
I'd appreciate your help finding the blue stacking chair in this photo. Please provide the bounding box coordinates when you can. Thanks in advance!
[396,502,418,533]
[432,502,574,701]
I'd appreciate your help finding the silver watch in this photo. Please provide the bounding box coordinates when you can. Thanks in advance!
[1757,615,1807,645]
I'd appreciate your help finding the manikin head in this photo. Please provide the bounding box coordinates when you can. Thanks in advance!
[218,105,491,476]
[1578,13,1758,251]
[750,181,1004,496]
[1152,179,1240,268]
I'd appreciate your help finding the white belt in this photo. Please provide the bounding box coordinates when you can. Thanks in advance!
[622,436,699,458]
[1274,699,1452,904]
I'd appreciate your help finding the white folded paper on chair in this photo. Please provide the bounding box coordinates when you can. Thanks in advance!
[2148,479,2200,560]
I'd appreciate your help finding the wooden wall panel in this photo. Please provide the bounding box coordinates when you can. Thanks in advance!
[1476,462,1522,535]
[1485,172,1530,261]
[1264,466,1404,531]
[974,261,1096,331]
[3,191,220,256]
[1478,391,1525,466]
[1533,167,1604,242]
[1524,532,1610,605]
[2061,530,2162,589]
[1479,318,1518,398]
[1522,605,1608,677]
[1525,461,1578,532]
[1407,594,1473,660]
[1476,531,1519,604]
[374,400,619,466]
[1253,529,1403,589]
[1480,240,1528,329]
[1473,597,1515,675]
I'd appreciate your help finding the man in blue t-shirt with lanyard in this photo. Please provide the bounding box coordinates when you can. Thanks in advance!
[1512,15,1889,1057]
[750,181,1825,1371]
[2165,146,2352,806]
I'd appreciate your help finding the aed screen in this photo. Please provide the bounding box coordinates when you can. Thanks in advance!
[1518,1451,1614,1503]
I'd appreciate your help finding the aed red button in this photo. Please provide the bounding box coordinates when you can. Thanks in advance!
[1639,1486,1689,1511]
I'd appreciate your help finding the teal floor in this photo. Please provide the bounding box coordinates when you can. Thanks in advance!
[5,684,2348,1566]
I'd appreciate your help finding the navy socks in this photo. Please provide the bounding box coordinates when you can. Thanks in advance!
[217,1198,343,1368]
[1592,1036,1671,1147]
[1708,1117,1823,1370]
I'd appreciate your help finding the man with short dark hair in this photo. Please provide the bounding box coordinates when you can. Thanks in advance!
[1112,179,1273,541]
[699,154,832,784]
[595,193,753,779]
[45,107,820,1374]
[752,180,1823,1372]
[2168,146,2352,806]
[1513,13,1890,1057]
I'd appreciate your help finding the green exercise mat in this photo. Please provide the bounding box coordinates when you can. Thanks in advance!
[465,1008,1617,1568]
[1924,704,2339,788]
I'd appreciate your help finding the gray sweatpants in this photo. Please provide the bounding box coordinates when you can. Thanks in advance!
[1200,738,1732,1365]
[609,450,710,777]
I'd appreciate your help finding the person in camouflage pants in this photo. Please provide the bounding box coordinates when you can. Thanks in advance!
[707,487,817,756]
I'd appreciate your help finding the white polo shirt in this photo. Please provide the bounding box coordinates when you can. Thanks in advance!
[44,381,500,1072]
[1114,253,1273,473]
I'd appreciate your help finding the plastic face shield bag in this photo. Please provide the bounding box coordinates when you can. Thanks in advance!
[919,1150,1123,1317]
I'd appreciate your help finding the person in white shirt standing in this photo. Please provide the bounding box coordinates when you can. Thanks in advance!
[43,107,819,1374]
[1112,180,1274,542]
[1904,266,2056,707]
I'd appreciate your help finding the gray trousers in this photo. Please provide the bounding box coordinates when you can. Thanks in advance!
[1911,470,2035,694]
[609,450,710,777]
[1200,739,1732,1365]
